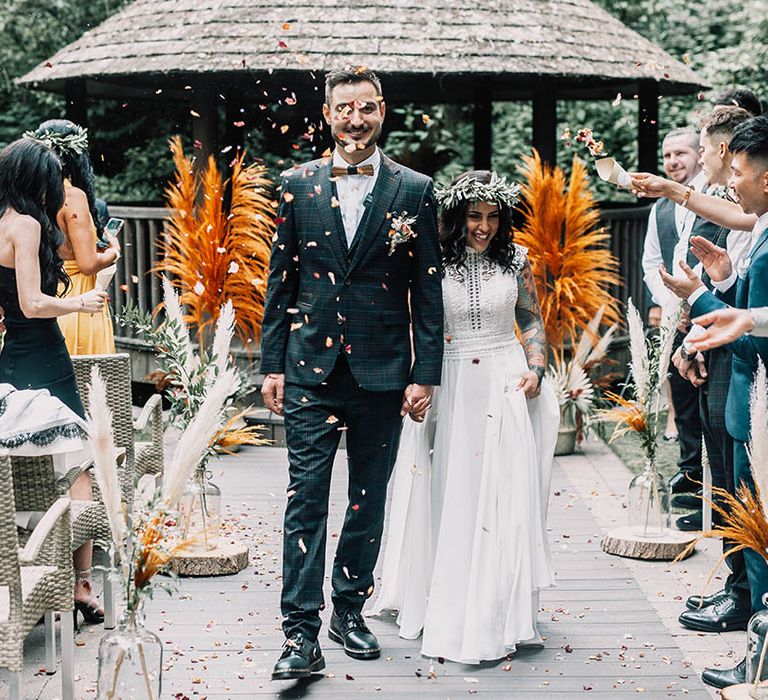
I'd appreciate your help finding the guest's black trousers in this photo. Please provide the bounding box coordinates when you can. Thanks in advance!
[280,355,404,640]
[669,332,703,474]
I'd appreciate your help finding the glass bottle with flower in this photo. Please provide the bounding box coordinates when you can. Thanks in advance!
[84,365,240,699]
[598,300,680,538]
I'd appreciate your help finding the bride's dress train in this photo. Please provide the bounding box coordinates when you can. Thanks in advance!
[369,246,559,663]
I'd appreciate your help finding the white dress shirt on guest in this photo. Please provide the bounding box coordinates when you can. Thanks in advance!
[642,171,707,312]
[332,148,381,248]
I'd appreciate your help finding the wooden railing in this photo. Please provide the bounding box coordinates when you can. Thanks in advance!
[109,202,653,371]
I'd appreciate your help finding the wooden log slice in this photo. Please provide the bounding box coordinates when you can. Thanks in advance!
[601,525,697,561]
[721,683,763,699]
[169,539,249,577]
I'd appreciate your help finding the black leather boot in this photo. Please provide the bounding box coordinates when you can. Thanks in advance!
[701,658,746,688]
[679,594,751,632]
[686,588,728,611]
[271,633,325,681]
[328,609,380,659]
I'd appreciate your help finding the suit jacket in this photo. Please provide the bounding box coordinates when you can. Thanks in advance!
[691,227,768,442]
[259,152,444,392]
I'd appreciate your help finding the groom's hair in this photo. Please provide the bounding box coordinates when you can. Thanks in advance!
[729,116,768,168]
[324,66,382,105]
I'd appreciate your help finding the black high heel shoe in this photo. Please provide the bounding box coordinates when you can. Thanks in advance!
[73,571,105,629]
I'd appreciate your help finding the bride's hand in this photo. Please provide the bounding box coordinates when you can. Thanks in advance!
[517,371,541,399]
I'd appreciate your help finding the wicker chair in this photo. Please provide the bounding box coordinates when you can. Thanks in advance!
[0,453,74,700]
[71,353,165,495]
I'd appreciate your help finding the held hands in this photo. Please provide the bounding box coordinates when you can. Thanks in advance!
[262,373,285,417]
[401,383,433,423]
[517,370,541,399]
[689,308,755,352]
[659,261,704,300]
[672,346,707,387]
[77,288,109,313]
[688,236,732,282]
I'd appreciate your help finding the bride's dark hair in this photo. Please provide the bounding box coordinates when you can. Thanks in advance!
[439,170,517,272]
[34,119,104,241]
[0,138,69,294]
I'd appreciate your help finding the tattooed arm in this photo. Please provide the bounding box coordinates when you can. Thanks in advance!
[515,257,547,395]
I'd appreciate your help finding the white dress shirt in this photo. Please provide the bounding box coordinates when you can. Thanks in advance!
[642,171,707,311]
[332,148,381,247]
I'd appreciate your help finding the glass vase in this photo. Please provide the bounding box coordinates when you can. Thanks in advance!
[178,463,222,551]
[97,606,162,699]
[747,608,768,698]
[627,458,670,538]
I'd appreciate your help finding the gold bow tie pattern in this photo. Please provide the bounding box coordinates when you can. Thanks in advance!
[331,164,375,177]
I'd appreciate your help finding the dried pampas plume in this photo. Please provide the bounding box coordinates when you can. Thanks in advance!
[162,367,238,506]
[626,299,650,404]
[207,299,236,387]
[749,360,768,518]
[162,276,196,374]
[84,366,126,556]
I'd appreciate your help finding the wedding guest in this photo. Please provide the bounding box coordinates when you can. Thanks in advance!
[29,120,120,355]
[714,87,763,117]
[641,128,719,496]
[657,115,768,690]
[261,66,443,680]
[0,137,109,625]
[369,170,559,663]
[689,307,768,349]
[660,107,752,633]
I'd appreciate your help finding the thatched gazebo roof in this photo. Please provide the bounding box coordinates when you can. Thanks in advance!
[18,0,706,170]
[20,0,702,100]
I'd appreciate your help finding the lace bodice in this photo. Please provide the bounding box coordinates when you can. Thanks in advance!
[443,246,527,359]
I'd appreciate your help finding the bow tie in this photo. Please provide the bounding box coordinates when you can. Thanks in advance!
[331,164,374,177]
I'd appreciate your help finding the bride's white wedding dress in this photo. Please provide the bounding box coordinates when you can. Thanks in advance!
[368,245,559,663]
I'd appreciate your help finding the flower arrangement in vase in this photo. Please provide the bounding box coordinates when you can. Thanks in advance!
[85,364,237,699]
[598,299,680,538]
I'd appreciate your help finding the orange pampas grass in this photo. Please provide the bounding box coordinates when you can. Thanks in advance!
[513,150,621,351]
[158,136,275,350]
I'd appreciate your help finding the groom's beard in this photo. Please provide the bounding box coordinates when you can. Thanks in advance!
[334,123,382,152]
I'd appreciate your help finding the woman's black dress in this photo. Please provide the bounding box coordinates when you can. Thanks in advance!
[0,265,84,418]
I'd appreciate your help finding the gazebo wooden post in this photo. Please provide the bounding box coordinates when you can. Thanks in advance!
[638,79,660,173]
[473,88,492,170]
[191,81,218,168]
[532,82,557,165]
[64,79,88,128]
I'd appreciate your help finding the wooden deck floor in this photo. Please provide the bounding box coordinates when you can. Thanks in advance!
[21,443,714,699]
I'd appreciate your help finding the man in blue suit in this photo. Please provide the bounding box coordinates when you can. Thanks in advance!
[659,115,768,689]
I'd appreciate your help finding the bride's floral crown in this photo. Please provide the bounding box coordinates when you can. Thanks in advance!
[23,126,89,156]
[435,172,521,210]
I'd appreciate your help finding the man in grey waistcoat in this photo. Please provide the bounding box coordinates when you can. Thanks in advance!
[641,128,723,504]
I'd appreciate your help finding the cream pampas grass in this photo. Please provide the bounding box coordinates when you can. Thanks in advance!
[657,303,683,391]
[162,276,196,375]
[586,322,618,367]
[573,306,605,367]
[161,367,238,506]
[626,299,650,404]
[207,299,236,387]
[84,366,127,557]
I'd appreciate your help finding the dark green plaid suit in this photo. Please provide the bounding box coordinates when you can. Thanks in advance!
[260,152,443,639]
[698,227,748,601]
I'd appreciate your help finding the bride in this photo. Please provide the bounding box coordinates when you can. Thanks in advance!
[368,170,559,663]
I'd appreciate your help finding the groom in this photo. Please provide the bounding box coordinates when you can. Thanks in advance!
[260,66,444,680]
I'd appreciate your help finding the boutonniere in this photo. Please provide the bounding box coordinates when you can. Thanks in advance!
[387,211,417,256]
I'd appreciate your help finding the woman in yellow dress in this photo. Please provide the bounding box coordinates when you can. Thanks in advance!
[30,120,120,355]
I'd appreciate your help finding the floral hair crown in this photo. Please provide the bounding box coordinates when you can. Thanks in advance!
[23,126,89,156]
[435,172,521,210]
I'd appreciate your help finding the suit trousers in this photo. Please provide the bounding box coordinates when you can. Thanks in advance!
[280,354,404,639]
[700,349,748,600]
[668,332,703,474]
[734,439,768,613]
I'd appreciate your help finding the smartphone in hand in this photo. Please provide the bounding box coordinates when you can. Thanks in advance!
[104,217,125,237]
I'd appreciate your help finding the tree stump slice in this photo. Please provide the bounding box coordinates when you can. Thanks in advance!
[601,526,696,561]
[721,683,761,699]
[169,539,249,577]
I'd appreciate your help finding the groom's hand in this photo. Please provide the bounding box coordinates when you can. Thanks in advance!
[262,373,286,416]
[401,383,433,422]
